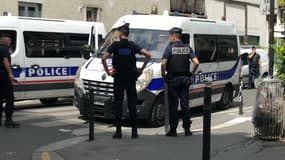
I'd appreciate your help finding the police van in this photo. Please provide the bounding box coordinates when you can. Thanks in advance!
[0,16,106,104]
[74,14,240,126]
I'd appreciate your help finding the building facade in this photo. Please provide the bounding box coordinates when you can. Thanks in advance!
[0,0,268,47]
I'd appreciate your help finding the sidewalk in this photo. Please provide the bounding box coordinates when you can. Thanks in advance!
[43,117,285,160]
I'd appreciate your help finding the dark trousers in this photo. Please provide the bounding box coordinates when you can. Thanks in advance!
[167,76,191,130]
[248,68,259,88]
[0,80,14,120]
[113,81,137,128]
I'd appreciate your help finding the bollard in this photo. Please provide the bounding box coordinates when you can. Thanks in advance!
[239,79,244,115]
[202,78,212,160]
[88,84,95,141]
[164,80,170,133]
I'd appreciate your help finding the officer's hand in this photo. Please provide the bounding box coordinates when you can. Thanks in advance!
[108,71,115,77]
[161,73,167,81]
[137,68,143,77]
[9,74,18,84]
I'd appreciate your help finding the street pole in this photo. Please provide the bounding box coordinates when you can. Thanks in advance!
[268,0,275,76]
[164,81,169,133]
[202,78,212,160]
[88,83,95,141]
[244,4,248,46]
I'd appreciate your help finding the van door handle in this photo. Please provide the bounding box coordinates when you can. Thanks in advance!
[12,64,20,70]
[31,64,40,70]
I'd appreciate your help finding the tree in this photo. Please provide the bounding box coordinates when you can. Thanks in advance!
[278,0,285,24]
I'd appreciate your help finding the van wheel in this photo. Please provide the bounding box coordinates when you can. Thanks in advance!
[148,97,165,127]
[40,98,58,105]
[216,86,233,110]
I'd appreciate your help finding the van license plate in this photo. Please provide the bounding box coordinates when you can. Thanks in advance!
[94,101,105,106]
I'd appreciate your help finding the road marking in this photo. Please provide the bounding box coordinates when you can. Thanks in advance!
[41,152,50,160]
[191,116,252,132]
[35,136,88,152]
[32,118,85,127]
[14,111,79,121]
[23,106,76,113]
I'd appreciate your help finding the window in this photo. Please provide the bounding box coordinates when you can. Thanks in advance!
[67,34,89,57]
[86,7,98,21]
[194,35,238,63]
[18,2,42,17]
[24,32,88,58]
[239,35,260,46]
[217,36,238,61]
[98,29,169,60]
[0,30,17,54]
[194,35,217,63]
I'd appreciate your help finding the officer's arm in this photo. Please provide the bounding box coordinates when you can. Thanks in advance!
[140,49,151,71]
[161,58,167,79]
[259,57,262,74]
[192,57,199,74]
[101,52,111,76]
[3,57,15,82]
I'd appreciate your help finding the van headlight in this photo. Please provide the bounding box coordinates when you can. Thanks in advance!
[74,65,84,90]
[136,69,153,92]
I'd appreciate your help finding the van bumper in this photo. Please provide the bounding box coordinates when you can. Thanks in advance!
[74,86,157,120]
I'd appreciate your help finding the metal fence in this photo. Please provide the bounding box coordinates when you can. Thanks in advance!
[252,78,285,140]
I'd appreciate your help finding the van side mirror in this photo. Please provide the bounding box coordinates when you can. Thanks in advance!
[82,44,91,60]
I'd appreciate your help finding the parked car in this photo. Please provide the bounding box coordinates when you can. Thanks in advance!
[240,48,269,87]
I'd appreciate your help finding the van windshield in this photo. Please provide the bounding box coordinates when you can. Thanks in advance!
[97,29,169,61]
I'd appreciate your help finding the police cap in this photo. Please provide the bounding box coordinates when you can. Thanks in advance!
[117,23,130,32]
[169,27,182,35]
[0,33,12,39]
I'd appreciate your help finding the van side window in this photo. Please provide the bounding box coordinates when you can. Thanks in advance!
[217,36,238,61]
[67,34,89,57]
[0,30,17,54]
[24,32,88,58]
[194,35,217,63]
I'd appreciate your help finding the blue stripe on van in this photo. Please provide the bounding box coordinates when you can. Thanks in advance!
[147,58,240,91]
[12,66,78,78]
[146,78,164,90]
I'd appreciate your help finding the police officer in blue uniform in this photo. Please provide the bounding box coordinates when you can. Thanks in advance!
[248,46,261,89]
[102,23,151,139]
[0,33,20,128]
[161,27,199,137]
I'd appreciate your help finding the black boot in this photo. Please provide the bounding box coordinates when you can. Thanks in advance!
[5,117,20,128]
[131,127,139,139]
[184,128,192,136]
[166,128,177,137]
[112,127,122,139]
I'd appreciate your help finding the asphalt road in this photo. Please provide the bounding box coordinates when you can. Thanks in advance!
[0,88,257,160]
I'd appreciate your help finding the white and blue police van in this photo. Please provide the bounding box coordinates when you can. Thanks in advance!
[74,14,241,126]
[0,16,106,104]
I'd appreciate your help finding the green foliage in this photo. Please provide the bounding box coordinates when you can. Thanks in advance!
[279,0,285,24]
[279,0,285,6]
[274,40,285,81]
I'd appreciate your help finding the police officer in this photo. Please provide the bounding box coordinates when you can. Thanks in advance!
[248,46,261,89]
[0,33,20,128]
[102,23,151,139]
[161,27,199,137]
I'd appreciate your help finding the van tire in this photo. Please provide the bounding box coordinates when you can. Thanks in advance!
[40,98,58,105]
[148,97,165,127]
[216,86,233,110]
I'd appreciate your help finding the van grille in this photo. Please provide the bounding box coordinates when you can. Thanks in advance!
[83,79,114,117]
[83,79,114,97]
